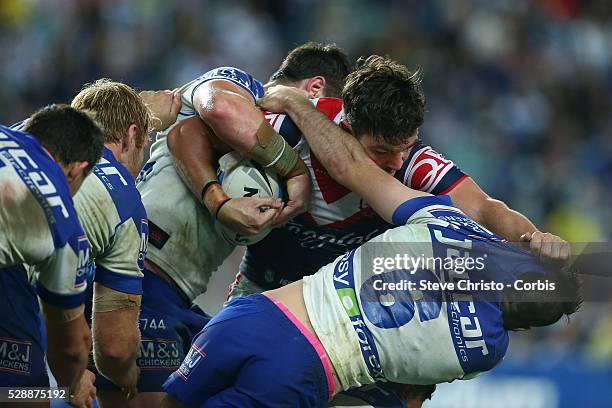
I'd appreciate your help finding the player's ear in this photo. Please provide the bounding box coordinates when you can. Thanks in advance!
[305,76,326,98]
[122,124,138,153]
[341,119,353,133]
[63,161,90,196]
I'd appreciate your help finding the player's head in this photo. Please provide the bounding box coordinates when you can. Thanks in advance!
[71,78,152,177]
[269,42,352,98]
[501,267,582,331]
[23,104,104,195]
[343,55,425,175]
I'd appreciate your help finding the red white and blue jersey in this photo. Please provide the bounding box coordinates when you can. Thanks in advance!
[241,98,468,288]
[0,125,90,309]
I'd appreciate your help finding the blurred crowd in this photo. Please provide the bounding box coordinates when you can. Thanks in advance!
[1,0,610,373]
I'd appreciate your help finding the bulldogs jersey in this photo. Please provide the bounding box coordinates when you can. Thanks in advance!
[137,67,264,301]
[0,125,89,308]
[74,147,148,294]
[241,98,468,288]
[303,195,546,389]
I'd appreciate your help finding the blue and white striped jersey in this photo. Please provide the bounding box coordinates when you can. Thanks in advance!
[74,147,148,294]
[0,125,90,309]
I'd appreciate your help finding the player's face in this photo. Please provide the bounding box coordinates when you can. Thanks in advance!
[359,133,419,175]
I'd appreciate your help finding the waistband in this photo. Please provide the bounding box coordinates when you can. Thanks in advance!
[262,293,335,400]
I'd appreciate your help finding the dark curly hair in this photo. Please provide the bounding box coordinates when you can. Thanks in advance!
[343,55,425,145]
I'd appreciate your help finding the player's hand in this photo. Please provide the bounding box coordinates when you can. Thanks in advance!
[69,369,97,408]
[116,363,139,400]
[257,85,309,112]
[272,172,311,227]
[218,197,284,235]
[140,89,182,132]
[520,231,570,263]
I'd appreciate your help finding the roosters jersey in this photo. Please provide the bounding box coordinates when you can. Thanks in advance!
[0,125,90,308]
[303,195,543,390]
[137,67,264,301]
[241,98,468,288]
[74,147,148,294]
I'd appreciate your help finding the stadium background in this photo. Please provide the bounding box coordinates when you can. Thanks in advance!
[1,0,610,406]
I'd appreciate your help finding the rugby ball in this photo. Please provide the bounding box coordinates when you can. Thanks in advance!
[214,152,283,246]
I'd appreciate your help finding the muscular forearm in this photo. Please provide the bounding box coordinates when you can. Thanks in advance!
[91,284,141,387]
[92,310,140,386]
[449,178,538,241]
[477,198,538,241]
[167,116,229,201]
[42,303,91,392]
[283,97,370,187]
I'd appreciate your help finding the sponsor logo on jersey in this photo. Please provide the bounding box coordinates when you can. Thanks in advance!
[137,338,182,371]
[176,343,206,380]
[0,337,32,375]
[75,235,90,289]
[0,131,70,222]
[138,219,149,271]
[332,250,385,381]
[405,147,454,193]
[148,220,170,250]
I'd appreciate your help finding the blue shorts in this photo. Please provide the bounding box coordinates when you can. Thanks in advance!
[163,294,334,407]
[87,269,210,392]
[0,266,49,386]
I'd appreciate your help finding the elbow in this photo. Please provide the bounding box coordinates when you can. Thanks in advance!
[94,330,139,369]
[200,92,240,127]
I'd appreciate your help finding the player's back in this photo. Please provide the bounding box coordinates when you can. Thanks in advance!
[0,124,76,267]
[75,147,148,293]
[303,195,542,389]
[0,124,89,307]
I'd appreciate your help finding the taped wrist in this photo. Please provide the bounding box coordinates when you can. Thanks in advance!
[203,182,230,215]
[93,284,142,313]
[247,119,305,177]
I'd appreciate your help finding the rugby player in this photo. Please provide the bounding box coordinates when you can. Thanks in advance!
[167,53,565,302]
[127,44,351,404]
[69,79,180,406]
[0,105,104,407]
[164,52,571,407]
[161,142,581,407]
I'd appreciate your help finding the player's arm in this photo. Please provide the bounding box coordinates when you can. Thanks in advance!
[258,85,428,223]
[167,116,283,235]
[139,89,183,132]
[190,79,310,225]
[39,302,94,403]
[92,283,141,399]
[448,177,537,241]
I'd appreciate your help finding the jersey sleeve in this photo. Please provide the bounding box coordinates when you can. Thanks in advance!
[94,217,147,295]
[188,67,265,106]
[391,195,458,226]
[36,232,90,309]
[396,142,468,195]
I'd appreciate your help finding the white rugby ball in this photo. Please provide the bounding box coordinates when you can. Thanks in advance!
[214,152,283,246]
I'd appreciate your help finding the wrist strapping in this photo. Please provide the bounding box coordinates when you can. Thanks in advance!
[247,119,305,177]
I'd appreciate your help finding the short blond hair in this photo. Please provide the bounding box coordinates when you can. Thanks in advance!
[71,79,151,149]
